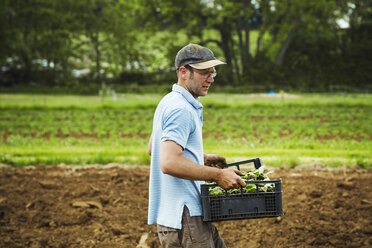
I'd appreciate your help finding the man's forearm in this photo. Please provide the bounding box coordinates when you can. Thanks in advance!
[160,141,220,182]
[160,140,245,189]
[162,153,220,181]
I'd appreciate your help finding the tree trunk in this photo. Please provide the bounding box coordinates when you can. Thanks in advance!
[89,31,102,82]
[21,27,32,84]
[256,29,265,55]
[241,0,252,76]
[256,0,270,55]
[242,21,250,76]
[218,21,234,83]
[236,19,244,75]
[230,39,241,83]
[275,23,300,67]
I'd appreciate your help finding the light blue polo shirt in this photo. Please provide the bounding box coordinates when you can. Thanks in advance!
[148,84,204,229]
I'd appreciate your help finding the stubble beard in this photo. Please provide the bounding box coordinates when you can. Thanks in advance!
[186,73,206,98]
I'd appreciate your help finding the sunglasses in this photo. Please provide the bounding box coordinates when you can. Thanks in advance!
[184,65,217,79]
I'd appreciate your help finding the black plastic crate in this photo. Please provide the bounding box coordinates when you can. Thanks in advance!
[200,158,283,222]
[201,179,283,222]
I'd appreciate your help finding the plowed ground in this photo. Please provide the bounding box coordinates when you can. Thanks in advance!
[0,165,371,248]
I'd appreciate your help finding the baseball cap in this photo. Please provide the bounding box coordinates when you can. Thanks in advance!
[175,43,226,70]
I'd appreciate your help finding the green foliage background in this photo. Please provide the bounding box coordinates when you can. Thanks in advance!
[1,0,371,93]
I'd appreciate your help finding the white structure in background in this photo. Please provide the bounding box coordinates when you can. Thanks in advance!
[72,69,90,78]
[112,90,117,101]
[336,2,355,29]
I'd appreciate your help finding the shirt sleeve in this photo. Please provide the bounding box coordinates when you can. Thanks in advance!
[161,107,195,149]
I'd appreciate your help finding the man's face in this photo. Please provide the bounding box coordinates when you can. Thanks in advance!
[183,66,216,98]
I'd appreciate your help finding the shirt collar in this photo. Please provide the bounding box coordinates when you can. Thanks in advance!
[172,84,203,110]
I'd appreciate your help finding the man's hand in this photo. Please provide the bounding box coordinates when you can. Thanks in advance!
[204,154,227,168]
[215,167,246,190]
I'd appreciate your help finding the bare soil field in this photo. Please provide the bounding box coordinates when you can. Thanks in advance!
[0,164,371,248]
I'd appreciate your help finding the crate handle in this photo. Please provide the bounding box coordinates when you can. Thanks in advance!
[220,158,262,170]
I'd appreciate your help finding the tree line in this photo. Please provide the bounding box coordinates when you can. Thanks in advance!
[1,0,371,93]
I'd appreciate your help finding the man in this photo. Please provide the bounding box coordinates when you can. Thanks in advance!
[147,43,246,247]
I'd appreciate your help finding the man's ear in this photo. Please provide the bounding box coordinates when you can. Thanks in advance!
[179,67,188,80]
